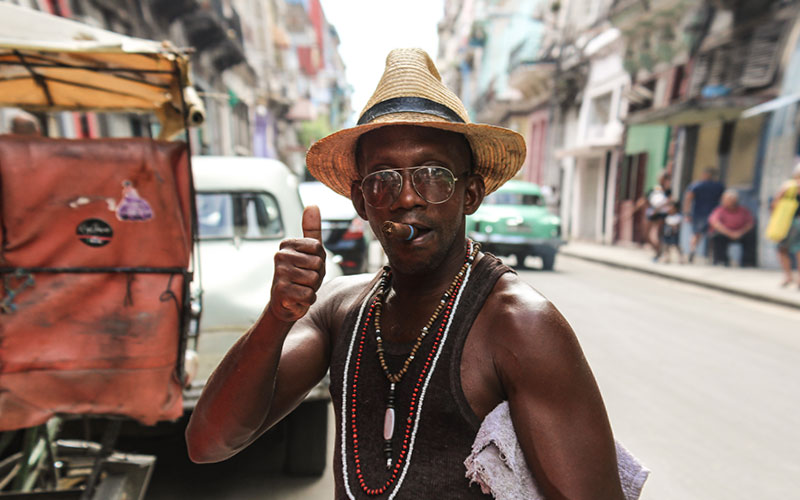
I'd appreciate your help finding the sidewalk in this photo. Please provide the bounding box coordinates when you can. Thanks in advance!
[560,241,800,310]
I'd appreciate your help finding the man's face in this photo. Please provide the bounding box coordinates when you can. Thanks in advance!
[351,125,483,275]
[721,193,738,209]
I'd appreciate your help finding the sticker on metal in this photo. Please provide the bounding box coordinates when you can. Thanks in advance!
[76,218,113,247]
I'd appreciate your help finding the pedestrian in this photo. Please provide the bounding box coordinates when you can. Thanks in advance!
[637,171,672,261]
[186,49,641,499]
[683,166,725,263]
[708,190,755,266]
[768,163,800,288]
[660,201,684,264]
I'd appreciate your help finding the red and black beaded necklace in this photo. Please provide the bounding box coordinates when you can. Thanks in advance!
[344,240,478,497]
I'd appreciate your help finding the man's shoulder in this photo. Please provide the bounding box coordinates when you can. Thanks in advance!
[476,271,586,387]
[483,270,549,313]
[318,272,381,313]
[689,179,722,190]
[479,271,571,348]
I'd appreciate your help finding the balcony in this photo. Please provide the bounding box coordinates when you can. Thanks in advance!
[149,0,199,26]
[178,0,246,72]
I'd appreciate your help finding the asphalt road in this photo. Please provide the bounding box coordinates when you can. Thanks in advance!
[522,255,800,499]
[138,255,800,499]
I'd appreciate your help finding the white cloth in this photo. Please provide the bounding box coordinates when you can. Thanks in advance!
[665,213,683,227]
[648,187,669,212]
[464,401,650,500]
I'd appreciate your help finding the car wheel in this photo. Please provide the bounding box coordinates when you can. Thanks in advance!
[514,253,528,269]
[540,250,556,271]
[284,399,329,477]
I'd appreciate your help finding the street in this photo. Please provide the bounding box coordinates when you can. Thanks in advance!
[525,255,800,499]
[140,255,800,499]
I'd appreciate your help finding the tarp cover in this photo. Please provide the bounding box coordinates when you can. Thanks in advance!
[0,136,191,430]
[0,3,190,112]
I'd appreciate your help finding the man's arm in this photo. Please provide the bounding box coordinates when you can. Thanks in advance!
[490,279,624,500]
[732,209,755,240]
[683,189,695,222]
[707,208,733,237]
[185,206,330,463]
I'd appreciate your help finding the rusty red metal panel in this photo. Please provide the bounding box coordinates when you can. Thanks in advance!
[0,136,191,431]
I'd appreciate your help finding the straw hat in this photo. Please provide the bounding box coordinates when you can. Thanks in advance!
[306,48,526,199]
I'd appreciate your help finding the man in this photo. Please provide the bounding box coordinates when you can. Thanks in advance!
[186,49,625,499]
[708,189,755,266]
[683,166,725,262]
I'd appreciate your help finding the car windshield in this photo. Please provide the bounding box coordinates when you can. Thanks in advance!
[484,191,544,207]
[299,181,356,220]
[197,192,283,239]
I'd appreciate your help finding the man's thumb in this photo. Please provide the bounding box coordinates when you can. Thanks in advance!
[302,205,323,244]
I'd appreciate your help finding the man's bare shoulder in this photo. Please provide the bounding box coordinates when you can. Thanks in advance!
[310,272,382,331]
[481,271,563,333]
[478,271,584,382]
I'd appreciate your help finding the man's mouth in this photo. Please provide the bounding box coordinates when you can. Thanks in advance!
[382,221,432,242]
[403,223,432,242]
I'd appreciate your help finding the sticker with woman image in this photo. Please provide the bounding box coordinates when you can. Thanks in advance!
[114,180,153,221]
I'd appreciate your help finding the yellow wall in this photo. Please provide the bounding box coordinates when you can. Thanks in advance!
[692,121,722,181]
[727,116,764,188]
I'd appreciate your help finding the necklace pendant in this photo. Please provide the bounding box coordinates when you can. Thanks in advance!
[383,406,395,441]
[383,382,396,469]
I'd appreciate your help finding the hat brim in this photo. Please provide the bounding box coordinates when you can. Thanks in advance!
[306,119,526,199]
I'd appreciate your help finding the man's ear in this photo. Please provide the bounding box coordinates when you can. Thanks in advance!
[351,181,368,220]
[463,174,485,216]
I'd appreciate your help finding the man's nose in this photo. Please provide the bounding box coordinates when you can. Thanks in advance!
[390,170,425,210]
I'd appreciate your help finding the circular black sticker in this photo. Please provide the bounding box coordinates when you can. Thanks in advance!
[76,218,113,247]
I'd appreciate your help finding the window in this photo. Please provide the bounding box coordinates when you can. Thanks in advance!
[587,92,612,138]
[484,191,544,207]
[197,192,283,239]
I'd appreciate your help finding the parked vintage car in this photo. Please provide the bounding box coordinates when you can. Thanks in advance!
[298,181,370,275]
[467,180,564,270]
[190,156,342,476]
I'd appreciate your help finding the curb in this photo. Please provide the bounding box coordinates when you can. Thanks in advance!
[560,250,800,311]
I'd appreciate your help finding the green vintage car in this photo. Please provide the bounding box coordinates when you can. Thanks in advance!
[467,180,564,270]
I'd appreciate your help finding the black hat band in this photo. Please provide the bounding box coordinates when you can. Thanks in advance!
[357,96,465,125]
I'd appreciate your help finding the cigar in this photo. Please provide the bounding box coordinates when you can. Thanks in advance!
[382,221,416,240]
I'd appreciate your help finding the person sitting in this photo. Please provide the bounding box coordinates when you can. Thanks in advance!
[708,190,755,266]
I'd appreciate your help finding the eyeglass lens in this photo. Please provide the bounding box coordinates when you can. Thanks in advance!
[361,166,456,208]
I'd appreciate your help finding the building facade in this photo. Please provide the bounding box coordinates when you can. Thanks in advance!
[440,0,800,267]
[612,0,800,265]
[0,0,351,177]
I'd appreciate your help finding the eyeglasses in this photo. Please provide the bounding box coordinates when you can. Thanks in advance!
[359,166,460,208]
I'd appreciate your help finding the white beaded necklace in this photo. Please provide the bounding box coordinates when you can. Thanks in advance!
[339,241,476,499]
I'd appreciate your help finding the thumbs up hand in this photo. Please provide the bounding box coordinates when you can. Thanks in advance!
[302,204,323,244]
[268,205,327,323]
